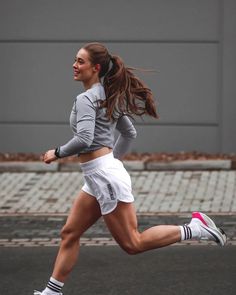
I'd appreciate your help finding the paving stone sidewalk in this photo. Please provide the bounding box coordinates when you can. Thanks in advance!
[0,170,236,214]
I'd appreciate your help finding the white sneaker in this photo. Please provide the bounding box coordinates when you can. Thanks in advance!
[34,291,63,295]
[190,212,227,247]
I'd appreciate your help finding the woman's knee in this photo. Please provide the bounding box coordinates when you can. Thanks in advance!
[60,225,81,246]
[119,236,142,255]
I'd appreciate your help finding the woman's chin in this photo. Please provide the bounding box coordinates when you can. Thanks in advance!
[73,76,80,81]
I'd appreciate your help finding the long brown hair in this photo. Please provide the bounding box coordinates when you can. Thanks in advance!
[83,42,158,121]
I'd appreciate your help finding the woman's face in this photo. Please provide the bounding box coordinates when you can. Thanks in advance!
[73,48,99,83]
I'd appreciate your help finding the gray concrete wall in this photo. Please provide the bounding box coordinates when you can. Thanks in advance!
[0,0,235,154]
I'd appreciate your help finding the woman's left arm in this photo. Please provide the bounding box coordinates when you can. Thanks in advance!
[113,115,137,160]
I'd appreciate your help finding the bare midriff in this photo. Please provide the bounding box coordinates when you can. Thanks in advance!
[78,147,112,163]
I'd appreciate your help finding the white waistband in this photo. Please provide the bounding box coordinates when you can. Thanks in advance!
[80,152,114,174]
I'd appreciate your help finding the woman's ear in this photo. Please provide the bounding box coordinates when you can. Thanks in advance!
[94,64,101,73]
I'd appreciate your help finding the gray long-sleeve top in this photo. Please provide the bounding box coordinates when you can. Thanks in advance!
[57,83,137,159]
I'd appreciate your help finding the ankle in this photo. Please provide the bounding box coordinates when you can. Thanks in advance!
[179,222,201,241]
[42,277,64,295]
[188,222,201,239]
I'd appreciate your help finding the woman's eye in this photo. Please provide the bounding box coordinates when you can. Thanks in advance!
[75,58,84,64]
[74,57,86,67]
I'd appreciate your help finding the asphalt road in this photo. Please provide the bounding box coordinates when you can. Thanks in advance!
[1,245,235,295]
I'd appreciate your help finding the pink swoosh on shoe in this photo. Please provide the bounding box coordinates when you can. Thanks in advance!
[192,212,208,226]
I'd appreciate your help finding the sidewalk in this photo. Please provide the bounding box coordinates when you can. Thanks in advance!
[0,167,236,215]
[0,161,235,247]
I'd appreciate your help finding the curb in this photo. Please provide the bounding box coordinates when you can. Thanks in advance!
[0,159,233,172]
[145,160,232,171]
[0,162,59,172]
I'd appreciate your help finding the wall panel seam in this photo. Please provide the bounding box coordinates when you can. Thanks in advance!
[218,0,224,152]
[0,122,219,127]
[0,40,220,44]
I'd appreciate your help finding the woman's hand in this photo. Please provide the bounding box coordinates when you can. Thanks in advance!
[43,149,58,164]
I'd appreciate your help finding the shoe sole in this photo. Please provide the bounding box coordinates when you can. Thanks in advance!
[192,212,227,247]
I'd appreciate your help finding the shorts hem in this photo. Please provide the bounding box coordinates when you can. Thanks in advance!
[102,197,134,215]
[81,187,96,197]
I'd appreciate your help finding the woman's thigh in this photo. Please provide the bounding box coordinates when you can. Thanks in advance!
[62,190,102,237]
[103,202,140,251]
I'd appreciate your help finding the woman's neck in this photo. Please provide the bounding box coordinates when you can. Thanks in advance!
[83,78,101,90]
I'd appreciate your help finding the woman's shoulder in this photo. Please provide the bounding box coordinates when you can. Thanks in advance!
[77,84,105,103]
[75,84,105,107]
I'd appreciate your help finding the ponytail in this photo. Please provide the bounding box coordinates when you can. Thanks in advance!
[103,55,158,120]
[82,42,158,121]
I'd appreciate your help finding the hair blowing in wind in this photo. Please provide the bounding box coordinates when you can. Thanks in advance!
[83,42,159,121]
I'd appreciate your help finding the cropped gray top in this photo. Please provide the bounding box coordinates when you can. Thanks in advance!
[57,83,137,159]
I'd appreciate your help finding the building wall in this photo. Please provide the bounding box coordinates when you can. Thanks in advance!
[0,0,235,154]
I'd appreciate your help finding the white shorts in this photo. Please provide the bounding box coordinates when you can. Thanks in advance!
[81,152,134,215]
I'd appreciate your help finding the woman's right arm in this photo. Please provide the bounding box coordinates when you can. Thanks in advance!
[113,115,137,160]
[44,95,96,163]
[56,95,96,158]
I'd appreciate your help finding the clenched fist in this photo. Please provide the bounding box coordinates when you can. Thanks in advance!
[43,149,57,164]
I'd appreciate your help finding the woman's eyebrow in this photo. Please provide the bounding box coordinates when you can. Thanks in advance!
[75,56,84,62]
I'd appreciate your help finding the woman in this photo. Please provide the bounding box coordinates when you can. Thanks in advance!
[35,42,226,295]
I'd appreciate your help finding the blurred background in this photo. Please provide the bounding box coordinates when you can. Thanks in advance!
[0,0,235,154]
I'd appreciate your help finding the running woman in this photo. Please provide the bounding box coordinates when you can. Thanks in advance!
[35,42,226,295]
